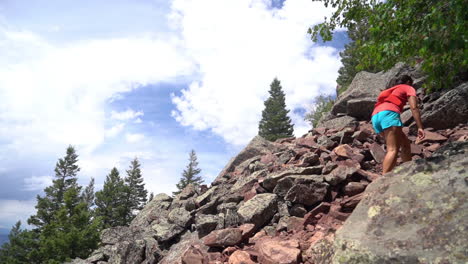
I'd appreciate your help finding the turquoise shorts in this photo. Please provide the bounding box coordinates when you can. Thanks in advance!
[371,110,403,134]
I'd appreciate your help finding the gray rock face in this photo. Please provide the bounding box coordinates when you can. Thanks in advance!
[237,193,278,228]
[152,220,184,243]
[168,207,192,228]
[332,143,468,263]
[101,226,133,245]
[262,167,326,191]
[284,182,328,206]
[130,193,172,228]
[195,214,220,238]
[159,232,209,264]
[331,63,422,117]
[421,82,468,130]
[324,165,358,186]
[317,116,357,131]
[213,136,280,184]
[346,98,376,120]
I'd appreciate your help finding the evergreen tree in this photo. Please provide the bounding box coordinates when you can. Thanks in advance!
[0,221,38,264]
[304,95,335,127]
[38,187,101,263]
[95,168,128,228]
[122,158,147,224]
[81,177,95,209]
[258,78,294,141]
[28,145,81,230]
[173,150,203,196]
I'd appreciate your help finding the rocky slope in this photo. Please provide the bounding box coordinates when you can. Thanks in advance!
[70,65,468,264]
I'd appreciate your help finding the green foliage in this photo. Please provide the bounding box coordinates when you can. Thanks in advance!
[38,188,101,263]
[304,95,335,127]
[28,145,81,230]
[336,21,386,93]
[4,146,102,263]
[310,0,468,91]
[258,78,294,141]
[123,158,148,224]
[95,168,129,228]
[174,150,203,196]
[81,177,95,209]
[0,222,39,264]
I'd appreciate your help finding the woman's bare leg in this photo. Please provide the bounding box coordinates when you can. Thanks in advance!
[399,129,412,162]
[382,127,401,174]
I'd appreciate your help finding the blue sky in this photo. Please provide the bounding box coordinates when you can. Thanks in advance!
[0,0,348,231]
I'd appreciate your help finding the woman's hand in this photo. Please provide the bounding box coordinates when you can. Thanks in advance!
[418,128,425,140]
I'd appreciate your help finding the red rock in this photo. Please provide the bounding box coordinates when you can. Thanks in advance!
[343,182,367,196]
[260,153,278,164]
[223,247,237,255]
[356,169,379,181]
[295,136,317,148]
[253,182,267,194]
[207,252,222,262]
[287,217,304,233]
[203,228,243,247]
[369,143,386,163]
[340,193,363,210]
[249,230,267,244]
[351,130,364,142]
[313,127,327,135]
[336,159,361,169]
[243,190,256,202]
[182,245,208,264]
[416,131,447,144]
[457,135,468,141]
[303,202,331,226]
[257,239,301,264]
[239,223,255,240]
[333,144,354,158]
[410,143,423,155]
[228,251,255,264]
[276,137,296,144]
[425,143,441,152]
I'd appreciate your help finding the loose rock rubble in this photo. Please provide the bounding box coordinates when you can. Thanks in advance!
[69,64,468,264]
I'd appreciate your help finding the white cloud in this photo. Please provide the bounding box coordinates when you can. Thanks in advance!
[170,0,341,145]
[0,199,36,228]
[105,123,125,138]
[0,27,195,156]
[110,109,144,121]
[23,175,53,191]
[125,133,145,143]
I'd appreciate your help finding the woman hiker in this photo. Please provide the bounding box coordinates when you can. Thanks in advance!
[371,75,425,174]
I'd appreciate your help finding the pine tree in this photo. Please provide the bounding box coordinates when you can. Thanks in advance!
[258,78,294,141]
[148,192,154,203]
[0,221,38,264]
[38,187,101,263]
[28,145,81,231]
[122,158,147,224]
[81,177,95,209]
[173,150,203,196]
[95,168,128,228]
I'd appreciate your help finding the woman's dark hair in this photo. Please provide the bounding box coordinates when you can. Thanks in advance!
[396,75,413,86]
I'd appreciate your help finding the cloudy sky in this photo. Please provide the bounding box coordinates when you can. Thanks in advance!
[0,0,347,231]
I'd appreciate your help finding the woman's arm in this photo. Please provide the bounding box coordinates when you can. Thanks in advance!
[408,96,425,139]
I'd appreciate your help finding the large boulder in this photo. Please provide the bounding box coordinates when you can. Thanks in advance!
[330,63,423,120]
[237,193,278,228]
[317,115,357,130]
[332,142,468,263]
[213,136,281,184]
[130,193,172,228]
[420,82,468,130]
